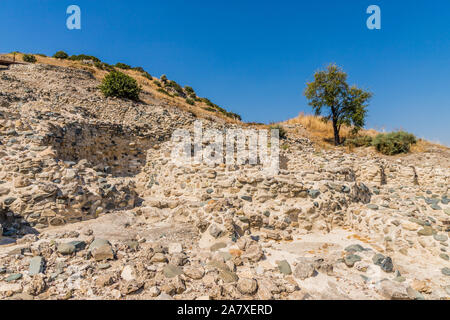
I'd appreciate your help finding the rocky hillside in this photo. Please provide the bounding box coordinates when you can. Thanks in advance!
[0,60,449,300]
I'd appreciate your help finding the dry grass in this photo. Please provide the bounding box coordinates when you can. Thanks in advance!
[284,112,448,154]
[285,112,378,140]
[410,139,448,153]
[2,53,448,155]
[2,53,242,125]
[284,112,377,148]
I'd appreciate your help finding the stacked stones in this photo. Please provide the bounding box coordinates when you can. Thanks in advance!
[0,60,449,300]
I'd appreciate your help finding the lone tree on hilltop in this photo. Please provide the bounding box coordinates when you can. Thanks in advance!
[304,64,372,145]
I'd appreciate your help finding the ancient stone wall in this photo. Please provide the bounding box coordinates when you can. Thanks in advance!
[45,121,154,177]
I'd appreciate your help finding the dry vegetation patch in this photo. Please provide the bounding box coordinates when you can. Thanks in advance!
[284,112,447,155]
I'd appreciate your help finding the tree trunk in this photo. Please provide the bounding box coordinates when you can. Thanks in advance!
[332,119,340,145]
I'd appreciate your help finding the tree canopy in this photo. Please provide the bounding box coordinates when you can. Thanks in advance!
[304,64,372,145]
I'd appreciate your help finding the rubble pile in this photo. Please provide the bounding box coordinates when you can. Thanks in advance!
[0,62,449,300]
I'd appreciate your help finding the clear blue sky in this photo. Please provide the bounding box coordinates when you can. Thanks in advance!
[1,0,449,145]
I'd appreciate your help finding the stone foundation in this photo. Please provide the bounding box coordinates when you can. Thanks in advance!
[45,122,154,177]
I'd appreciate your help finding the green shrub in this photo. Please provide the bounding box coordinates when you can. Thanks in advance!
[184,86,197,99]
[372,131,417,155]
[94,61,103,69]
[53,51,69,59]
[115,62,131,70]
[157,88,172,96]
[184,86,195,94]
[99,71,141,100]
[166,80,183,93]
[185,98,195,105]
[160,74,167,82]
[22,54,37,63]
[69,54,100,62]
[199,97,241,120]
[94,62,115,72]
[228,112,242,121]
[36,53,47,57]
[344,135,373,148]
[142,72,152,80]
[270,124,287,140]
[203,106,217,112]
[201,97,215,107]
[132,66,144,72]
